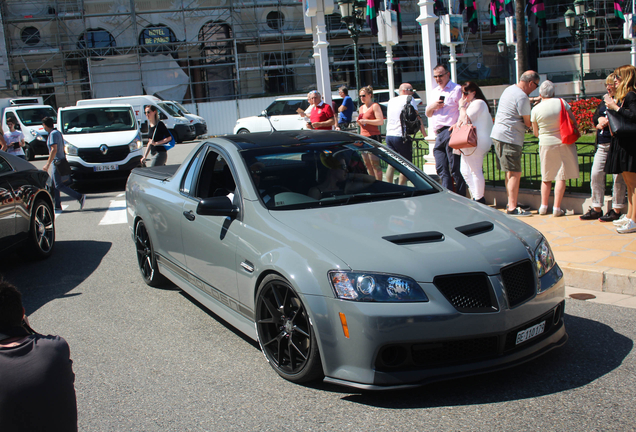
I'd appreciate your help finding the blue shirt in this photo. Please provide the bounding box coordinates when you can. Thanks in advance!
[338,95,354,123]
[46,129,66,160]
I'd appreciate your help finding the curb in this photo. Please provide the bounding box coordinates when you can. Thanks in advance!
[561,263,636,296]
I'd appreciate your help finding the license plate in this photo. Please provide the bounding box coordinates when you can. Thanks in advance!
[94,164,119,172]
[515,321,546,345]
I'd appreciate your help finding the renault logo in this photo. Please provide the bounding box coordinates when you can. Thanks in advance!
[99,144,108,155]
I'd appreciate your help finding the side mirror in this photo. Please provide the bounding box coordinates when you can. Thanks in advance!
[159,112,168,120]
[260,110,268,117]
[197,196,239,218]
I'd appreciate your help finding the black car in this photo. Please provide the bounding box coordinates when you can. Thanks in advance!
[0,151,55,259]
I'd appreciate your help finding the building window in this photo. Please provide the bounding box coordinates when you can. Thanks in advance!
[21,27,40,46]
[266,11,285,30]
[199,21,236,99]
[139,25,177,52]
[78,29,116,49]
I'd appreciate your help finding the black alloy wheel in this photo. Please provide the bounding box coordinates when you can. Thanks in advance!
[135,220,167,287]
[255,275,323,383]
[26,198,55,259]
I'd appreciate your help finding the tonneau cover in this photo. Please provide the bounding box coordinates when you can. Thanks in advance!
[131,164,179,181]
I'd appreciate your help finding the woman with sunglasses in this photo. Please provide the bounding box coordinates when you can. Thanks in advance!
[141,105,171,166]
[452,81,493,204]
[3,118,26,159]
[604,65,636,233]
[356,86,384,180]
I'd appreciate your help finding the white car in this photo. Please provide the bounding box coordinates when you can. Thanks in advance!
[233,95,356,134]
[373,89,424,116]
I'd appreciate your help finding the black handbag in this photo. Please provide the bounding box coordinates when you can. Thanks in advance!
[607,101,636,138]
[54,158,72,177]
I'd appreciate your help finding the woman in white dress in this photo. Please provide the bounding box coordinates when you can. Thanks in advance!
[452,81,493,204]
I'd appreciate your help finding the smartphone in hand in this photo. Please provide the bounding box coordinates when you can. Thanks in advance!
[439,96,445,102]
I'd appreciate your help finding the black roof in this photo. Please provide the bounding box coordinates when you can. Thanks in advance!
[218,130,366,151]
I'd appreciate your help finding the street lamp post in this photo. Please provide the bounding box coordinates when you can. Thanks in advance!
[337,0,365,91]
[564,0,596,99]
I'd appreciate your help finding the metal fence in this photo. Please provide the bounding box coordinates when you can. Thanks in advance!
[410,138,609,195]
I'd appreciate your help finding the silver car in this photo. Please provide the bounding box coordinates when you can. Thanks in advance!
[126,131,566,390]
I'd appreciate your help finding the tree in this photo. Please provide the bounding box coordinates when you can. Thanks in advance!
[515,0,528,77]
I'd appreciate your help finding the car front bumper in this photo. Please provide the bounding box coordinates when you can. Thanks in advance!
[175,124,197,141]
[69,156,142,182]
[308,265,567,389]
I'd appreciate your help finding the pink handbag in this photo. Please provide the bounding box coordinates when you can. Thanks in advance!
[449,117,478,150]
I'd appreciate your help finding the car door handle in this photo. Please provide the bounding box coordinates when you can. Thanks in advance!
[183,210,195,221]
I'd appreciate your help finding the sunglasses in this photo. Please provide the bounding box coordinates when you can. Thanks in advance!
[145,111,152,115]
[462,91,470,95]
[359,94,367,98]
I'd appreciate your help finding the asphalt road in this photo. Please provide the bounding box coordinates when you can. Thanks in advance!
[1,142,635,431]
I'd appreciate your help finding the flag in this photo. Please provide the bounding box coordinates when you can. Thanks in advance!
[366,0,381,35]
[489,0,500,33]
[502,0,513,16]
[388,0,402,38]
[615,0,625,26]
[528,0,546,28]
[465,0,479,34]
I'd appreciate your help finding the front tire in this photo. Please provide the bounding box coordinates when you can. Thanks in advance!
[25,198,55,259]
[237,128,250,134]
[135,220,168,287]
[255,275,323,383]
[24,144,35,161]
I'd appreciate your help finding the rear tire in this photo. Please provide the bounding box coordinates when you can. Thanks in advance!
[25,198,55,259]
[135,220,168,287]
[237,128,250,134]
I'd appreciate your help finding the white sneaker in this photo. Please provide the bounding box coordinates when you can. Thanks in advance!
[617,219,636,234]
[538,205,548,215]
[613,214,628,226]
[553,208,565,217]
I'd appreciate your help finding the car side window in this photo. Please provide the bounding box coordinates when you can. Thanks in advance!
[194,150,237,200]
[283,101,302,115]
[266,101,286,116]
[181,146,206,195]
[0,156,14,175]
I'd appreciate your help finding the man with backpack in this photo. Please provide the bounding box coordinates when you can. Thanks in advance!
[386,83,426,184]
[425,64,466,197]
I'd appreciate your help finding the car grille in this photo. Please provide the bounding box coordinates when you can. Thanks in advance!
[433,273,499,313]
[501,260,536,307]
[374,301,565,371]
[79,145,131,163]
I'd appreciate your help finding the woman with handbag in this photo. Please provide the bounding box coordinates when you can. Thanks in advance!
[141,105,171,167]
[531,80,580,217]
[580,74,626,223]
[41,117,86,212]
[603,65,636,233]
[452,81,492,204]
[356,86,384,180]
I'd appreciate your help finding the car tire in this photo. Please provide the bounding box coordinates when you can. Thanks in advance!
[171,130,184,144]
[237,128,250,134]
[255,274,323,383]
[24,144,35,161]
[25,198,55,259]
[135,220,168,287]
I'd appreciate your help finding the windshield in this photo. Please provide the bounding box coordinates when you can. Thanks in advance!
[158,102,181,117]
[173,102,191,114]
[241,139,438,210]
[16,107,57,126]
[61,107,137,134]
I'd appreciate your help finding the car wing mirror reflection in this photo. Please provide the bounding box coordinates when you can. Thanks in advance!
[197,196,239,219]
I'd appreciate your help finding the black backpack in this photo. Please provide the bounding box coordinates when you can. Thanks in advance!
[400,95,421,137]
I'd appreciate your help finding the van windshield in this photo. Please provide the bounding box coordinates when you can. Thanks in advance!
[157,102,181,117]
[61,107,137,134]
[173,102,191,114]
[16,107,57,126]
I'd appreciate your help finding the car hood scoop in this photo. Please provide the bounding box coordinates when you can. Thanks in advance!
[270,192,539,283]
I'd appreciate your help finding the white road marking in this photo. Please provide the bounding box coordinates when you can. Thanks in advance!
[55,205,69,218]
[99,200,127,225]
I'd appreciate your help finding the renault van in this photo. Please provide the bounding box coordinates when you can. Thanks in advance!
[0,97,57,160]
[76,95,196,143]
[57,104,143,183]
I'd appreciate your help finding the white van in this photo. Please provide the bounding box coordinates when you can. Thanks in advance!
[0,97,57,160]
[57,104,143,183]
[76,95,196,143]
[163,101,207,138]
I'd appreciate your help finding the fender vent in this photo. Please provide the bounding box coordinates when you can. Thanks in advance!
[455,221,494,237]
[383,231,444,245]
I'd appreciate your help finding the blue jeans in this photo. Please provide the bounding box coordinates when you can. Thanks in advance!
[51,161,82,210]
[434,127,467,196]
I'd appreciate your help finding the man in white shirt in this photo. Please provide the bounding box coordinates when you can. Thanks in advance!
[491,70,539,216]
[426,64,465,196]
[385,83,426,184]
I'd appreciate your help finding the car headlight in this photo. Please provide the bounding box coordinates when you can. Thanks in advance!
[534,237,555,278]
[64,141,78,156]
[329,271,428,302]
[30,130,45,141]
[129,135,143,152]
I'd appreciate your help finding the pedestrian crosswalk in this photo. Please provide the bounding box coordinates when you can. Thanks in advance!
[99,200,127,225]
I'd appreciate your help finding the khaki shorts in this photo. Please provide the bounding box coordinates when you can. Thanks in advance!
[493,139,523,172]
[539,144,580,181]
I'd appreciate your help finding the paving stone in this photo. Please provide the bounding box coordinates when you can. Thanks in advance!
[597,255,636,271]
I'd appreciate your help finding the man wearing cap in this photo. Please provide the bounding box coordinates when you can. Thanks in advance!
[426,64,466,196]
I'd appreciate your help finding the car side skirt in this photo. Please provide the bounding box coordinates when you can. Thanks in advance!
[156,253,257,341]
